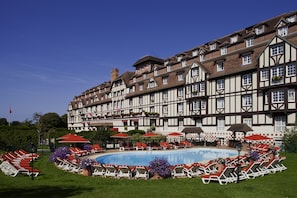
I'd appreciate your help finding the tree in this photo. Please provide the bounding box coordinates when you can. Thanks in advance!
[60,114,67,128]
[0,118,8,126]
[39,112,62,145]
[283,126,297,153]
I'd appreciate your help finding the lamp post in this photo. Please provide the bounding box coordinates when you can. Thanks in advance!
[30,143,36,180]
[236,142,242,183]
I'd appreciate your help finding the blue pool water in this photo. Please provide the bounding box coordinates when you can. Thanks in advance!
[96,148,237,166]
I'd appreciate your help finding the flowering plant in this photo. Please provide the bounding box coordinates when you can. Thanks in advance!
[149,157,171,178]
[79,158,96,169]
[83,144,92,151]
[49,146,71,163]
[249,150,259,161]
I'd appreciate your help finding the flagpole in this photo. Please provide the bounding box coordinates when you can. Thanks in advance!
[9,106,12,127]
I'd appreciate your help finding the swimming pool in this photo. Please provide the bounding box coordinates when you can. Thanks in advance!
[96,148,238,166]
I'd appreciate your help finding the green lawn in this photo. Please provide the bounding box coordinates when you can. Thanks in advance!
[0,152,296,198]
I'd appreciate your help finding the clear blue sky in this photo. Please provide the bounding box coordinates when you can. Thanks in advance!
[0,0,296,122]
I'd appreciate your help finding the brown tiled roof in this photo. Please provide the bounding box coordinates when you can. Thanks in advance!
[182,127,204,134]
[227,123,253,132]
[133,55,164,67]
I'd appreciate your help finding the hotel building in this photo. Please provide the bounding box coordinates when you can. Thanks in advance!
[67,12,297,146]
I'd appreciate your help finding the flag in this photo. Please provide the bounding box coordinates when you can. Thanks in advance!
[9,106,12,114]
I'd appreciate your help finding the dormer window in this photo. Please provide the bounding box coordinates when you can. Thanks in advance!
[286,15,296,23]
[154,67,158,76]
[164,60,169,66]
[216,62,224,72]
[177,73,184,81]
[278,26,288,36]
[167,65,171,72]
[148,78,156,88]
[192,50,198,57]
[199,51,205,62]
[242,54,252,65]
[230,35,238,44]
[182,60,187,67]
[255,25,265,35]
[143,73,146,80]
[220,47,227,55]
[139,84,143,91]
[162,76,168,85]
[210,43,216,51]
[246,37,254,47]
[177,56,182,62]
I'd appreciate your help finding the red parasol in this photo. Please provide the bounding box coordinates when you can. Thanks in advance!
[167,132,183,136]
[243,134,272,142]
[111,133,131,139]
[58,134,90,143]
[57,133,76,140]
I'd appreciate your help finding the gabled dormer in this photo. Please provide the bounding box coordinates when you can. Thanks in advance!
[275,18,289,37]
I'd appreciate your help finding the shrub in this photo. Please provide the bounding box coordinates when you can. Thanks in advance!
[49,146,71,163]
[149,157,171,178]
[79,158,96,170]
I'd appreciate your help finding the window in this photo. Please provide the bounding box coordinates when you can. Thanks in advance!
[287,64,296,76]
[129,99,133,106]
[216,79,225,90]
[177,103,183,113]
[216,62,224,71]
[210,43,216,51]
[150,106,155,112]
[200,82,205,92]
[150,93,155,103]
[246,37,254,47]
[201,100,206,109]
[192,83,199,94]
[255,25,264,35]
[182,60,187,67]
[139,96,143,105]
[162,76,168,85]
[177,87,184,97]
[271,45,284,56]
[163,90,168,100]
[162,105,168,114]
[230,35,238,44]
[191,67,199,77]
[278,26,288,36]
[167,65,171,72]
[178,73,184,81]
[193,100,200,110]
[272,90,284,103]
[220,47,227,55]
[217,118,225,132]
[199,54,204,62]
[217,98,224,109]
[271,66,284,81]
[242,54,251,65]
[148,79,156,88]
[154,67,158,76]
[261,69,269,81]
[274,116,286,132]
[242,74,252,86]
[139,84,143,91]
[242,94,252,106]
[192,50,198,57]
[288,89,295,102]
[133,77,136,83]
[287,15,296,22]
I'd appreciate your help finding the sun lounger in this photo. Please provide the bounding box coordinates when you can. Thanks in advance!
[117,165,132,179]
[185,163,203,178]
[104,164,118,178]
[134,166,149,179]
[92,163,106,177]
[201,165,237,185]
[171,164,187,178]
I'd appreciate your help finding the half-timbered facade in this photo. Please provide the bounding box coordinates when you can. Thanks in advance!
[68,12,297,146]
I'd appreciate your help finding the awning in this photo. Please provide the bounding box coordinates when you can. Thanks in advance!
[89,122,113,127]
[182,127,204,134]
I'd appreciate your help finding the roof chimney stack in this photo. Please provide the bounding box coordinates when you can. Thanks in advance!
[111,68,119,82]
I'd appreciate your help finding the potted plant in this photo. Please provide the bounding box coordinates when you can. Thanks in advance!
[80,158,96,176]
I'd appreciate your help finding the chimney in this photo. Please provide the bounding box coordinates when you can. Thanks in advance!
[111,68,119,82]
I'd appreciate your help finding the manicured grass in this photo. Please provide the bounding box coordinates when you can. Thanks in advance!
[0,152,296,198]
